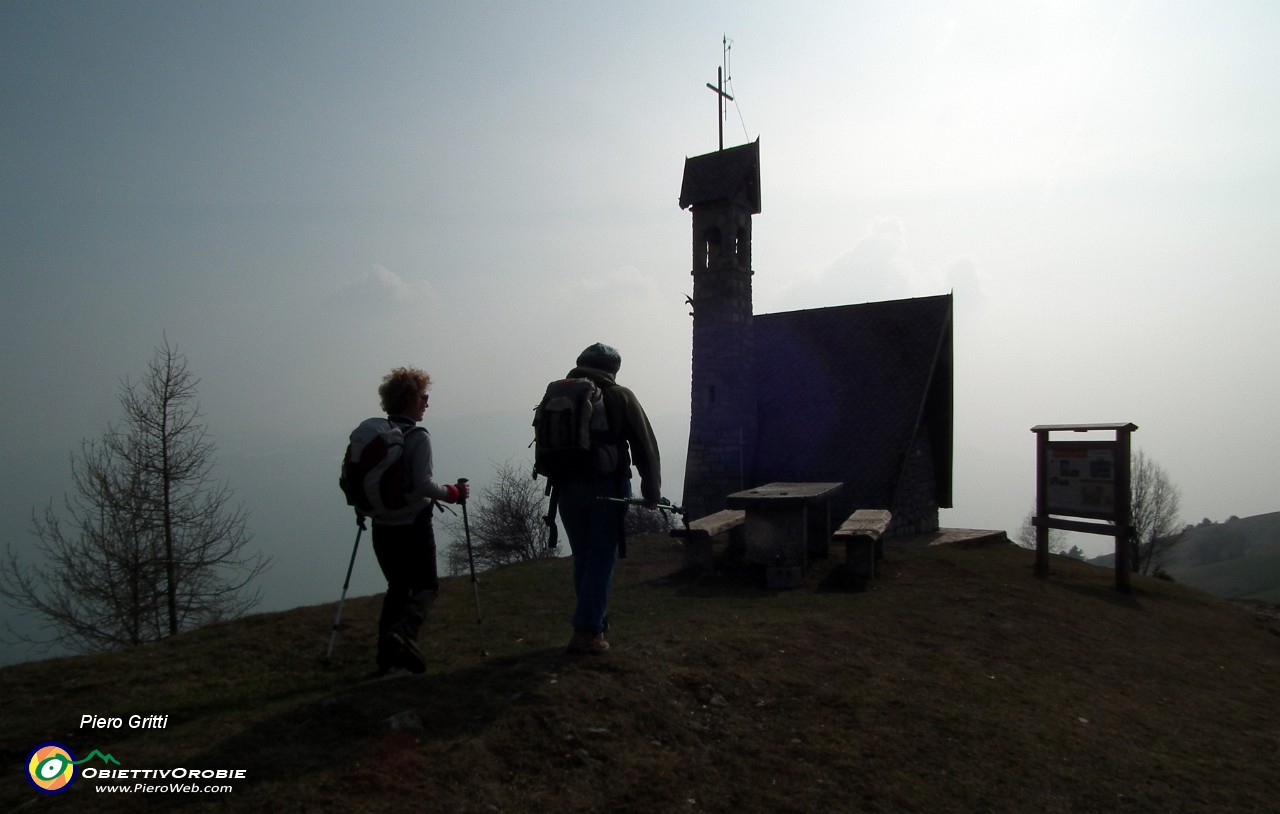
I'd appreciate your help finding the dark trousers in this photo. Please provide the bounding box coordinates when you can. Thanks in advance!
[372,510,439,652]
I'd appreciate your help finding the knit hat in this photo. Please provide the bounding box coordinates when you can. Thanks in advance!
[576,342,622,375]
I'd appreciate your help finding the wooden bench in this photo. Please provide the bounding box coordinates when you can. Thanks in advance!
[833,509,892,589]
[669,509,746,573]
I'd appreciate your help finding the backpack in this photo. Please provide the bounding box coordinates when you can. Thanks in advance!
[339,417,425,518]
[532,378,618,482]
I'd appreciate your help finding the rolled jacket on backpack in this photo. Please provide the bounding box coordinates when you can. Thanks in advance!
[377,416,456,526]
[567,365,662,505]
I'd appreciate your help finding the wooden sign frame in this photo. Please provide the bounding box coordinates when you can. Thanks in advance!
[1030,423,1138,592]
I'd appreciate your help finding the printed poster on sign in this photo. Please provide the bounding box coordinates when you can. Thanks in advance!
[1045,444,1117,520]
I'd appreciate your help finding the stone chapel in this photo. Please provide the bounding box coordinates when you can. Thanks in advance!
[678,139,954,537]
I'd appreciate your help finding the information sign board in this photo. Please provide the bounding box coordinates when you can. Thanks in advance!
[1045,442,1119,521]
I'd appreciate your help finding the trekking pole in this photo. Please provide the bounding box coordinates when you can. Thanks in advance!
[322,513,366,665]
[458,478,489,657]
[596,496,685,516]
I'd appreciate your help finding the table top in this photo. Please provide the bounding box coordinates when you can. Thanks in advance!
[725,482,844,506]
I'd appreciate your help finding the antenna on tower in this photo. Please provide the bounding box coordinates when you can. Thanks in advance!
[705,34,734,151]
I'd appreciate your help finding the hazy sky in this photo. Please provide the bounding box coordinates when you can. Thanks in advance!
[4,1,1278,662]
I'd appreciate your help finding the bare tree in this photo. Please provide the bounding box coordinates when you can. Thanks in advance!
[1129,449,1183,575]
[624,504,678,537]
[444,461,561,576]
[0,338,271,652]
[1017,506,1068,553]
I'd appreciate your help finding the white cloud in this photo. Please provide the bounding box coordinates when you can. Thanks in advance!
[768,216,917,311]
[930,255,985,311]
[356,264,440,308]
[567,265,661,300]
[847,216,913,280]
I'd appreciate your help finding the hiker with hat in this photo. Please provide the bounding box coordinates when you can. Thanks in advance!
[553,343,662,655]
[368,366,469,675]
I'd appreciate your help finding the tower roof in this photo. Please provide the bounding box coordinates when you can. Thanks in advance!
[679,139,761,213]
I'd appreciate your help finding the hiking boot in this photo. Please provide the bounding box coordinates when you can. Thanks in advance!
[382,631,427,674]
[396,635,428,674]
[375,635,398,675]
[565,630,610,656]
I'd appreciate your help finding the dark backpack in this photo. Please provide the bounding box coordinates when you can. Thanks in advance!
[339,417,424,518]
[532,378,618,482]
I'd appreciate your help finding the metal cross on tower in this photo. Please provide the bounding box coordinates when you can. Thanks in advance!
[705,36,734,151]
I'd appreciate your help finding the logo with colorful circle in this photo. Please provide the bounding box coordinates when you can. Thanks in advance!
[26,742,119,795]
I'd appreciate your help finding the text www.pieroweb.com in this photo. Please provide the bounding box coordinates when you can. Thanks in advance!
[84,767,244,794]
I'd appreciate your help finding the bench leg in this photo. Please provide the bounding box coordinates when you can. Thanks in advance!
[683,537,714,573]
[727,525,746,558]
[845,535,876,591]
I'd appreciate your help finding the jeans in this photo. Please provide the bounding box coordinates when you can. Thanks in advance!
[557,477,629,635]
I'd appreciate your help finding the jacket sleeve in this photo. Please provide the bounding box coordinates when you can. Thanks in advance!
[616,387,662,503]
[405,428,452,504]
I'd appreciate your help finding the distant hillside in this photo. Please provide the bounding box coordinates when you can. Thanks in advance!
[4,535,1279,813]
[1091,511,1280,602]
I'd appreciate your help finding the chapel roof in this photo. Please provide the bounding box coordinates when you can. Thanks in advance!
[752,294,954,520]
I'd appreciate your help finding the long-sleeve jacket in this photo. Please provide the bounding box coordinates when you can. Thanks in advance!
[569,365,662,504]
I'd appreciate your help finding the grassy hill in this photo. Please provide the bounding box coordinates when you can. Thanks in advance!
[1091,512,1280,602]
[1171,550,1280,604]
[5,533,1280,813]
[1163,512,1280,602]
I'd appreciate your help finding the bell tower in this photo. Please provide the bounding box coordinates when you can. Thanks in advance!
[679,139,762,520]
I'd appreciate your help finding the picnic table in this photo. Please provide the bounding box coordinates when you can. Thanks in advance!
[725,482,844,571]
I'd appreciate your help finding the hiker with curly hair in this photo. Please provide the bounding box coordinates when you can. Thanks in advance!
[370,366,469,675]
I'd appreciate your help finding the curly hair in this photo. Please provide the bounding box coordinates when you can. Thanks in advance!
[378,367,431,416]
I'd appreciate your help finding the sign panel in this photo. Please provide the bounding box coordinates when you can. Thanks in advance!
[1045,442,1119,520]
